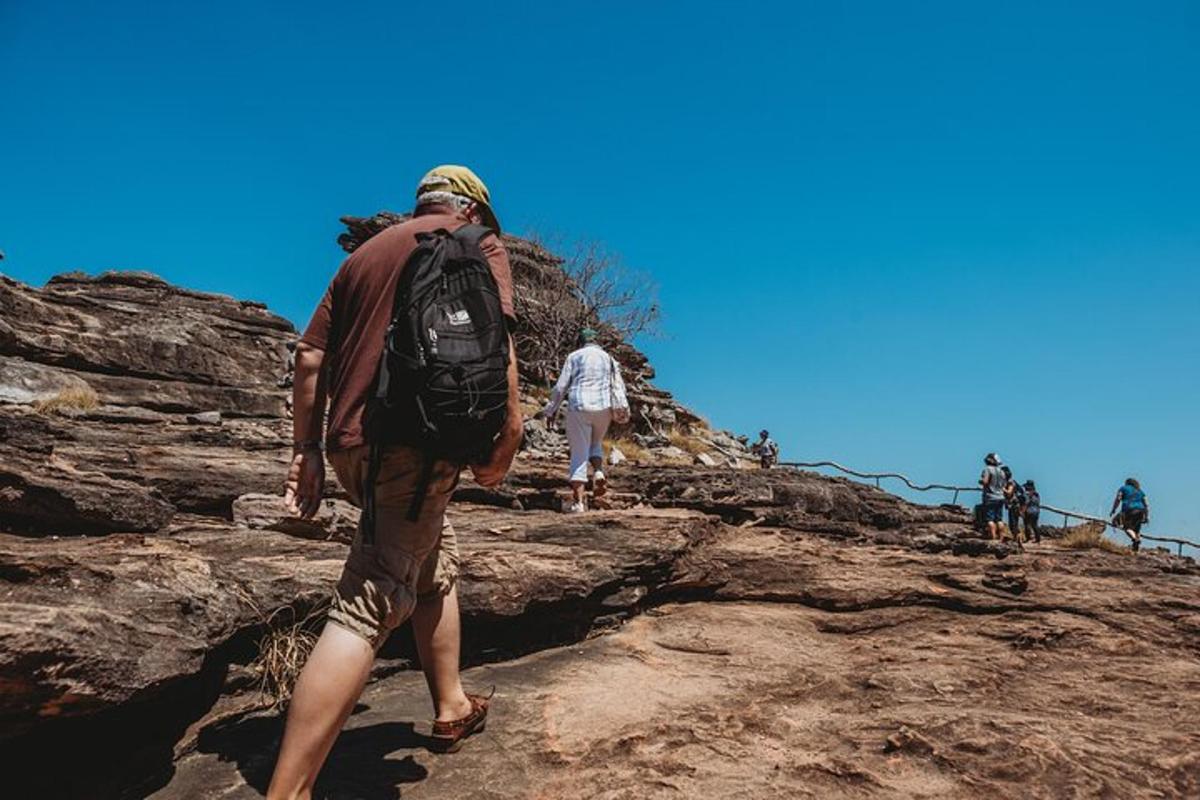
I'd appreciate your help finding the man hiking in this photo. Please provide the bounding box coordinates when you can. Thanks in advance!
[752,429,779,469]
[1110,477,1150,553]
[269,165,522,800]
[979,453,1006,541]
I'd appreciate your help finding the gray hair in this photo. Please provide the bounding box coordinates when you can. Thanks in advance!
[416,189,473,211]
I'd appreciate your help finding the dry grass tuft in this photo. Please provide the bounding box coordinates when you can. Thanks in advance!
[668,429,709,456]
[610,436,651,463]
[1060,524,1128,555]
[33,385,100,415]
[249,600,330,708]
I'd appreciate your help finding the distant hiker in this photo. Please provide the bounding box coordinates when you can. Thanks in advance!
[752,429,779,469]
[979,453,1007,540]
[1023,480,1042,543]
[1110,477,1149,553]
[270,165,522,800]
[1002,465,1026,544]
[535,328,630,513]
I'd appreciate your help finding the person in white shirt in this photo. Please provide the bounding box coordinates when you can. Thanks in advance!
[535,328,630,512]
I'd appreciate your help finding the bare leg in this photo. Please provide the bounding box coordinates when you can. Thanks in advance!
[411,585,472,722]
[1125,527,1141,549]
[987,521,998,540]
[570,480,586,507]
[267,623,375,800]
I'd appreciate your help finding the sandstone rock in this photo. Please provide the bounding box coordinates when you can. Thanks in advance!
[187,411,222,425]
[5,267,1200,800]
[0,450,175,535]
[655,445,688,460]
[519,417,567,458]
[232,493,358,542]
[0,356,94,405]
[0,273,293,417]
[694,452,718,467]
[0,522,346,741]
[1,505,715,797]
[608,445,627,466]
[57,403,170,424]
[160,542,1200,800]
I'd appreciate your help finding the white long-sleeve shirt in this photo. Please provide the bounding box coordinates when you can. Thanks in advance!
[543,344,628,417]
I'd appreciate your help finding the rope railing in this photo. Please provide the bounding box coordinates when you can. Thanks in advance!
[780,460,1198,556]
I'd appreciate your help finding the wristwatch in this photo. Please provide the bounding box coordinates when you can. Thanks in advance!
[293,439,324,454]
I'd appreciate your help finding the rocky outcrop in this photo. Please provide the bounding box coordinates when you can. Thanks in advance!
[158,528,1200,800]
[0,272,292,416]
[2,266,1197,799]
[0,523,345,740]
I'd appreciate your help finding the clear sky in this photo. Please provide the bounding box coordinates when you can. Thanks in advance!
[3,1,1198,543]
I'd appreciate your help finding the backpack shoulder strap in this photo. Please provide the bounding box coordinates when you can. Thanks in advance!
[452,223,494,249]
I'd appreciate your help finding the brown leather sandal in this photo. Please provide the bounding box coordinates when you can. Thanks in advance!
[429,689,492,753]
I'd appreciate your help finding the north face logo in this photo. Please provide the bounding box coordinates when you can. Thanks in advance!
[446,309,471,326]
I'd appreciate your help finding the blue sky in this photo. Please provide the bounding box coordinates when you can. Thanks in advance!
[3,1,1198,543]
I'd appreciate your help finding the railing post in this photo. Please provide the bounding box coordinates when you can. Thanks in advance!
[952,489,959,505]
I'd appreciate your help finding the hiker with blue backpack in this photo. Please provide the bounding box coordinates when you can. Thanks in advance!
[270,166,522,799]
[1110,477,1150,552]
[535,328,631,512]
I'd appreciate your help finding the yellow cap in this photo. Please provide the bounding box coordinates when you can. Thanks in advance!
[416,165,501,233]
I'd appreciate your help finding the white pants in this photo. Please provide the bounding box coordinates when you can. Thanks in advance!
[564,408,611,483]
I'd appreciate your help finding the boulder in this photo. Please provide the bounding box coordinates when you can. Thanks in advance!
[0,356,95,405]
[232,493,358,542]
[0,522,347,741]
[0,450,175,535]
[694,452,718,467]
[519,418,567,458]
[0,273,293,417]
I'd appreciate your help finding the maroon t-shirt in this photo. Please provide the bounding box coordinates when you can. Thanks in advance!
[300,207,515,451]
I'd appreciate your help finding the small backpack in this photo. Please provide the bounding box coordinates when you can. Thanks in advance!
[360,224,510,542]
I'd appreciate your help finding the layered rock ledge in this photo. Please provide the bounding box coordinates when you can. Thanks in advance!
[2,267,1197,799]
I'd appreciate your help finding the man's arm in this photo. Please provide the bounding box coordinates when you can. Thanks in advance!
[284,342,328,519]
[1110,490,1121,516]
[471,334,523,487]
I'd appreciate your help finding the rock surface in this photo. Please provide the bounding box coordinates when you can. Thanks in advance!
[158,531,1200,800]
[2,267,1198,799]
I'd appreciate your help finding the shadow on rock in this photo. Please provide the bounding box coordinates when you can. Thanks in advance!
[197,710,433,799]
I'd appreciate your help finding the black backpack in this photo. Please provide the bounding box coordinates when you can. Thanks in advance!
[360,223,510,542]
